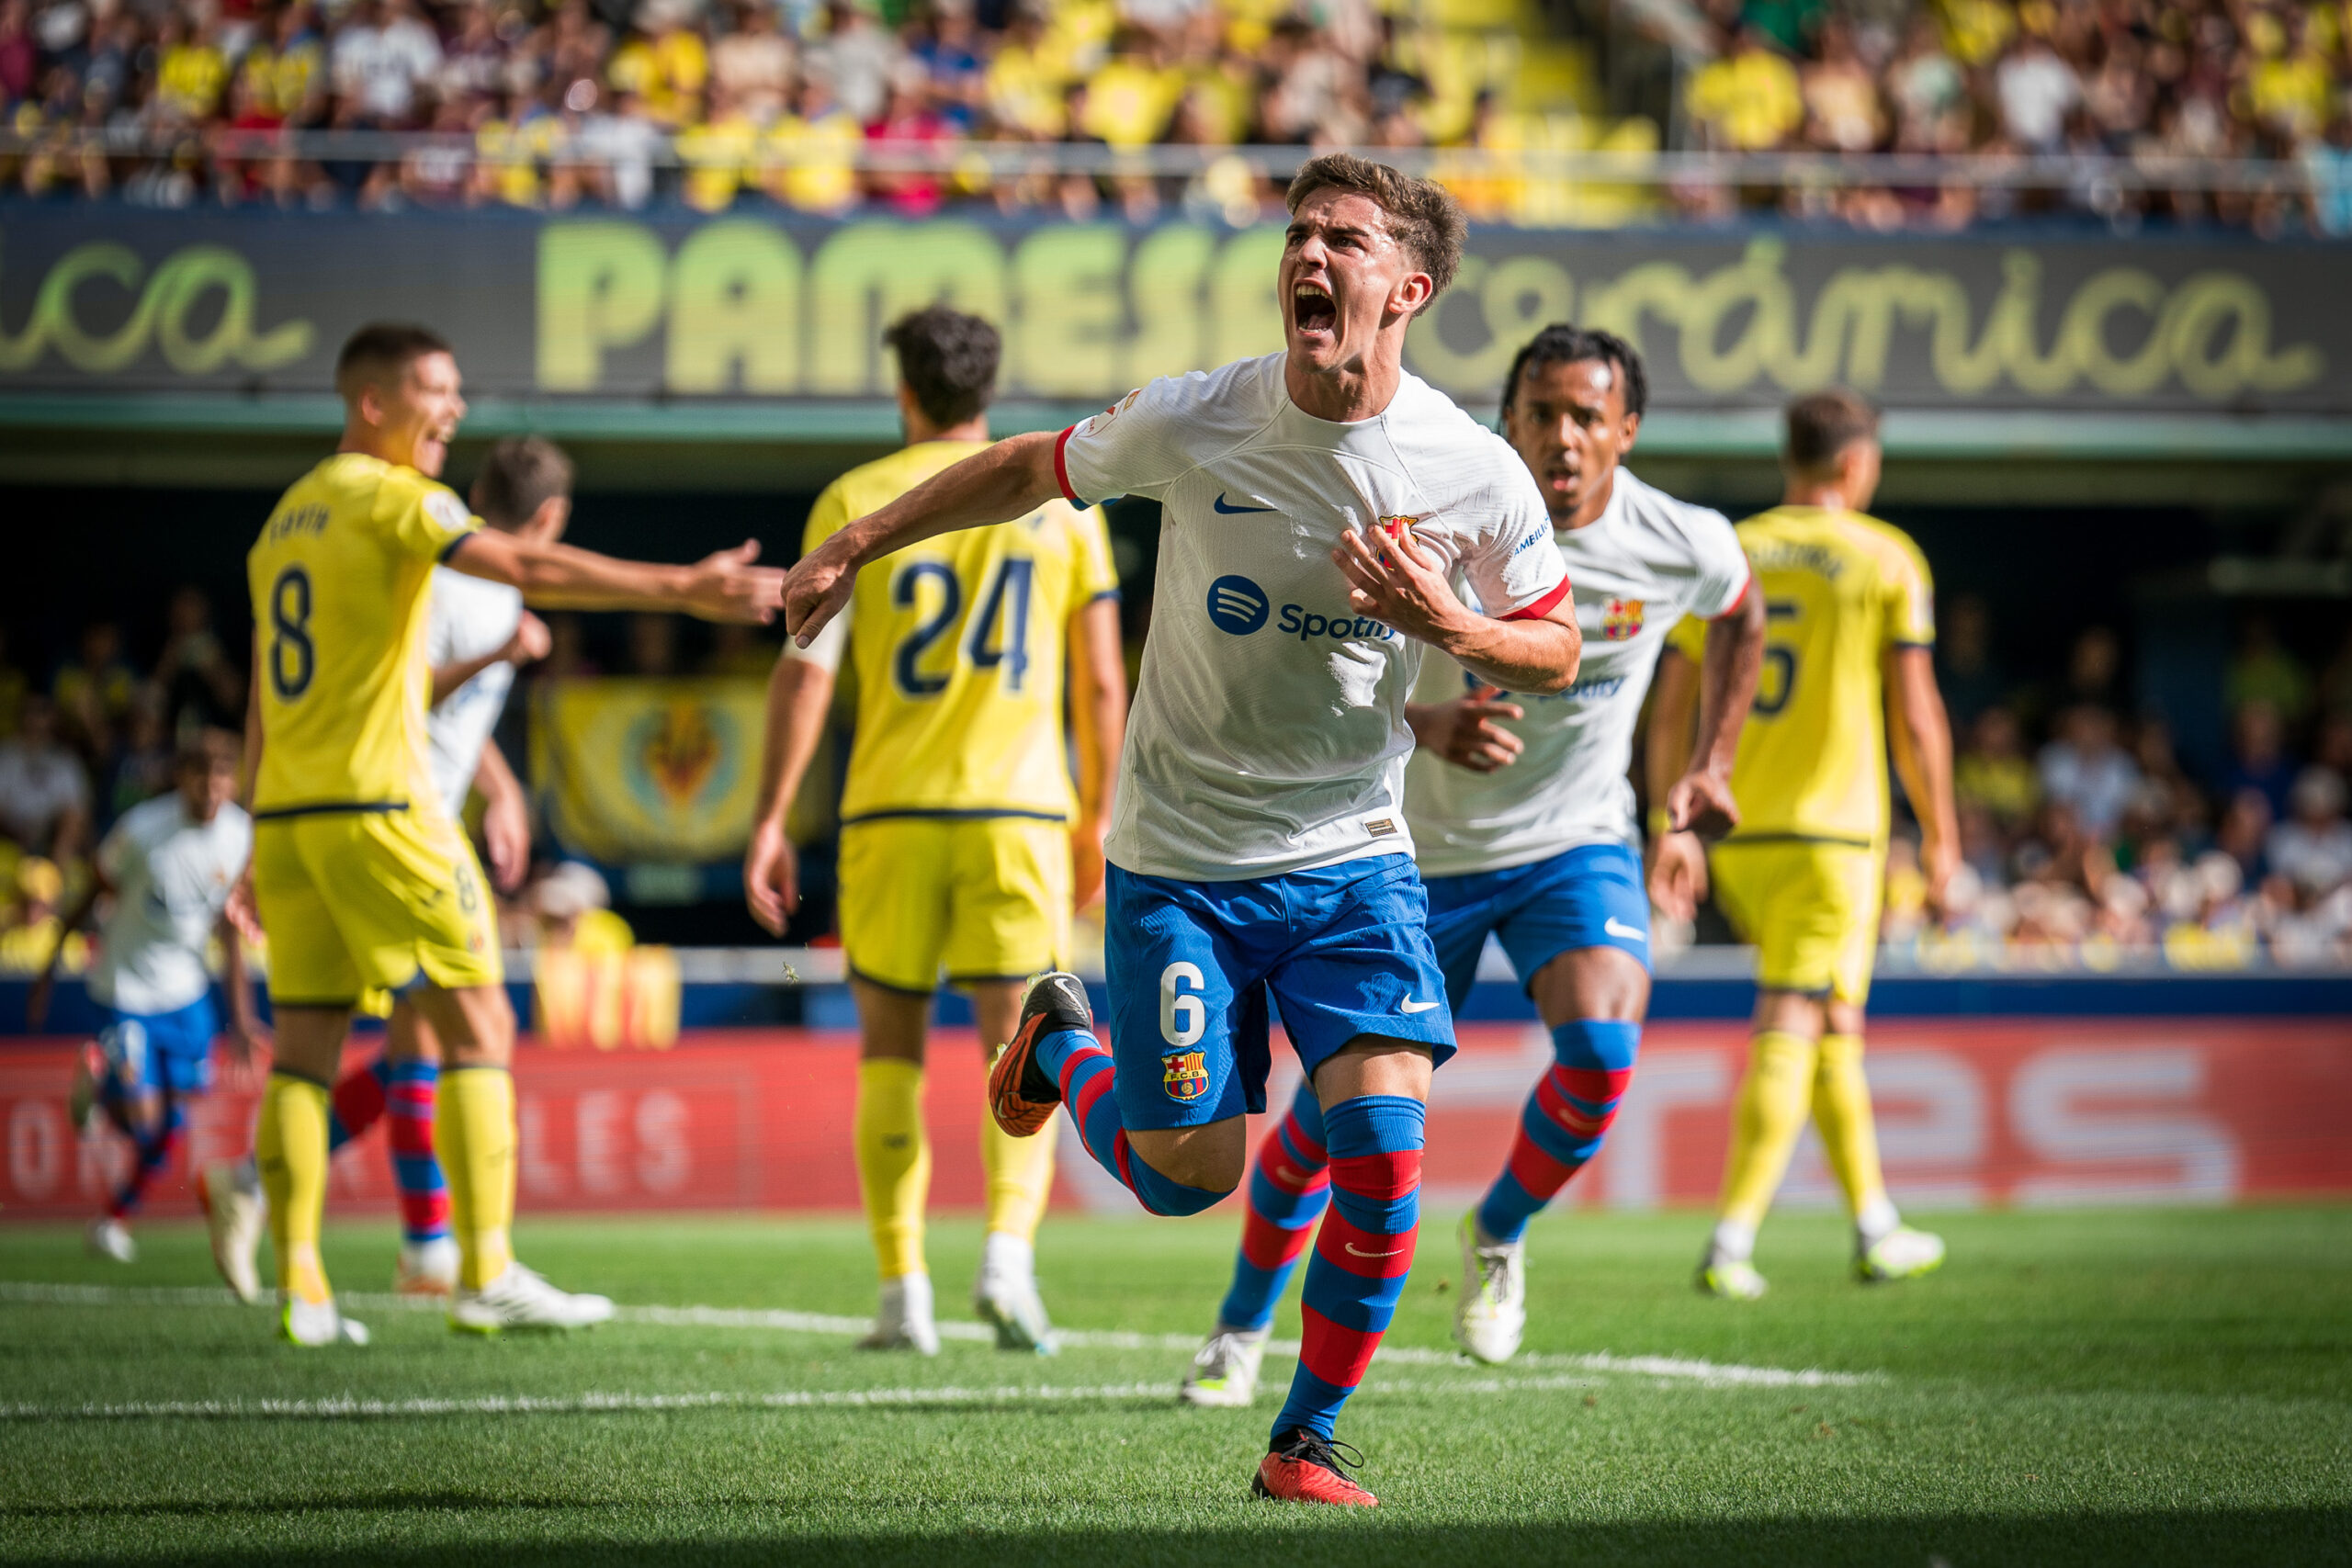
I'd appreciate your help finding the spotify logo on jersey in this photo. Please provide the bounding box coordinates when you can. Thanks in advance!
[1205,575,1270,635]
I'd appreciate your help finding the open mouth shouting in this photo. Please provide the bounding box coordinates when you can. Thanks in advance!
[1291,279,1339,344]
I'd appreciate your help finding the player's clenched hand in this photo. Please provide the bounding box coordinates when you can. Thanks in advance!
[744,815,798,935]
[684,540,787,624]
[1647,830,1710,922]
[482,785,531,894]
[784,532,861,648]
[1331,522,1472,647]
[1920,832,1960,920]
[502,611,552,667]
[1407,690,1525,773]
[1664,765,1738,842]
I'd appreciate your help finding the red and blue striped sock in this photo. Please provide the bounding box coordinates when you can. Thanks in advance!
[1216,1081,1330,1332]
[1475,1019,1638,1245]
[1272,1094,1423,1443]
[106,1091,186,1219]
[1043,1029,1228,1218]
[327,1058,452,1246]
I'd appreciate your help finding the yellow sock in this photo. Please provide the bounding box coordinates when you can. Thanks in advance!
[1812,1032,1890,1220]
[255,1073,332,1303]
[1717,1030,1819,1231]
[438,1066,516,1291]
[980,1113,1056,1246]
[855,1059,930,1280]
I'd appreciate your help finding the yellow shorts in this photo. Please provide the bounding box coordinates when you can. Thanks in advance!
[253,807,503,1008]
[1709,838,1883,1006]
[837,815,1070,995]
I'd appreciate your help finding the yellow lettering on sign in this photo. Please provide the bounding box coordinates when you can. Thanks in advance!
[667,219,801,393]
[807,220,1006,395]
[537,220,667,391]
[0,237,310,375]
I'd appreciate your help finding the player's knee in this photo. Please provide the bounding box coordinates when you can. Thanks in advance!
[1125,1152,1236,1217]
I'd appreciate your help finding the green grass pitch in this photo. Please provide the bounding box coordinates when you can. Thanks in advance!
[1,1205,2347,1566]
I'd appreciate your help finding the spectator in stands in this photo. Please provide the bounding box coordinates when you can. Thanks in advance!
[2066,625,2122,710]
[2222,699,2298,821]
[2268,767,2352,899]
[1957,705,2039,834]
[712,0,793,124]
[1995,33,2080,152]
[154,587,243,736]
[51,619,136,757]
[802,0,898,124]
[2227,615,2314,726]
[1936,593,2006,725]
[2214,787,2272,884]
[0,695,91,863]
[1800,17,1883,152]
[1686,25,1804,151]
[2039,704,2140,840]
[99,690,175,832]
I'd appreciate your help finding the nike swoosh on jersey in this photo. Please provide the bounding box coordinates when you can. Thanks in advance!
[1400,998,1441,1013]
[1212,493,1276,514]
[1344,1242,1407,1258]
[1604,917,1647,942]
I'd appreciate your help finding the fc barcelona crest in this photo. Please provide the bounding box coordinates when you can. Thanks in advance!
[1600,598,1645,641]
[1161,1049,1210,1102]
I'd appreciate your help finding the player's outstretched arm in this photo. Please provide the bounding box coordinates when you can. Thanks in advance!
[1405,688,1525,773]
[1065,595,1127,910]
[1645,648,1710,921]
[1886,646,1960,910]
[1664,588,1767,839]
[1330,525,1580,694]
[744,650,837,936]
[446,533,786,624]
[784,433,1061,649]
[216,908,267,1069]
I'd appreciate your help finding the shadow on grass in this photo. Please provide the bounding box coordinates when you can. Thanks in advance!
[16,1508,2350,1567]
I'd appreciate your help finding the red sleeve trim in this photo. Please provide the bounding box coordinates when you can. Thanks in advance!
[1499,575,1573,623]
[1053,425,1085,506]
[1709,572,1754,621]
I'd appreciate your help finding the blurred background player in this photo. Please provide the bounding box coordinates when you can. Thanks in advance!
[240,321,783,1346]
[1178,325,1763,1394]
[207,437,571,1303]
[31,729,259,1269]
[745,306,1125,1356]
[1651,389,1959,1300]
[780,155,1579,1506]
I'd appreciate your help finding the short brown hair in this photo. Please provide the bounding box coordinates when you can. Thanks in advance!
[472,435,574,529]
[334,321,452,400]
[1784,389,1880,471]
[1284,152,1469,301]
[884,307,1001,429]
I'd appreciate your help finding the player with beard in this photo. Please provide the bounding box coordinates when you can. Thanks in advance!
[778,154,1581,1505]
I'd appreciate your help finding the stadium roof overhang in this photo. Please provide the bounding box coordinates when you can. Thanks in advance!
[1,393,2346,509]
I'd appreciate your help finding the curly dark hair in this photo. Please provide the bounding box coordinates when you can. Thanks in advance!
[1498,325,1648,422]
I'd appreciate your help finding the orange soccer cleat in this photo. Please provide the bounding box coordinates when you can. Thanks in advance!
[1253,1431,1377,1507]
[986,972,1091,1138]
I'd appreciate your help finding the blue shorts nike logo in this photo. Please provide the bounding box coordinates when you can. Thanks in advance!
[1213,493,1276,514]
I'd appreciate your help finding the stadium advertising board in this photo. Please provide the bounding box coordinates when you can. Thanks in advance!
[3,1020,2345,1218]
[0,209,2344,415]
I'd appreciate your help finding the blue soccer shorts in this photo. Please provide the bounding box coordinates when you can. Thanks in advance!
[1423,842,1652,1012]
[1103,853,1455,1133]
[100,993,220,1096]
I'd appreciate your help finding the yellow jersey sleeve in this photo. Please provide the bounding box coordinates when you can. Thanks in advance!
[1068,505,1119,613]
[1665,611,1705,664]
[799,478,853,558]
[789,479,858,673]
[377,467,480,560]
[1878,525,1937,650]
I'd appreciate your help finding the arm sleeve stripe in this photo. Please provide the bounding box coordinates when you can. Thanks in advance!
[1498,575,1573,623]
[437,531,478,564]
[1890,637,1935,650]
[1053,426,1090,507]
[1709,573,1754,621]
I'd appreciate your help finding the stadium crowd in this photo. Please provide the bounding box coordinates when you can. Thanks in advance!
[2,586,2348,975]
[1,0,2346,229]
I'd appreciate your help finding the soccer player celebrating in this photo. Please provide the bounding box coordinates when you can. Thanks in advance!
[744,307,1125,1356]
[203,436,574,1303]
[34,729,261,1265]
[780,154,1580,1506]
[241,322,783,1346]
[1650,389,1957,1299]
[1180,326,1765,1388]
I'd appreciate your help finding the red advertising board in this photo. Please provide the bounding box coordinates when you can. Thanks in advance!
[3,1021,2347,1221]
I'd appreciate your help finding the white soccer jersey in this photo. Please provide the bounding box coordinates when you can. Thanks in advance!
[1056,353,1571,882]
[89,793,252,1017]
[1406,467,1749,876]
[424,565,525,818]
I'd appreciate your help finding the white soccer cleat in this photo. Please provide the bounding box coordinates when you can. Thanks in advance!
[1697,1258,1769,1300]
[282,1295,370,1347]
[858,1272,941,1355]
[198,1160,266,1304]
[1178,1325,1269,1407]
[974,1273,1057,1356]
[1453,1212,1526,1365]
[449,1261,616,1334]
[394,1236,461,1298]
[1856,1224,1946,1283]
[86,1217,136,1264]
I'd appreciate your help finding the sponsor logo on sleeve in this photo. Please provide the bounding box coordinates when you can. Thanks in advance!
[424,490,472,534]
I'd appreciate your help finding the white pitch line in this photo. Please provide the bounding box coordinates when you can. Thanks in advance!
[0,1280,1874,1387]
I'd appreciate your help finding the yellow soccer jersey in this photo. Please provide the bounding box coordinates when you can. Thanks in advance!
[796,440,1118,823]
[247,453,479,818]
[1668,504,1934,843]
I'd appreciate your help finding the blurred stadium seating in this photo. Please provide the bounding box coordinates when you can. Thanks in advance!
[1,0,2347,230]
